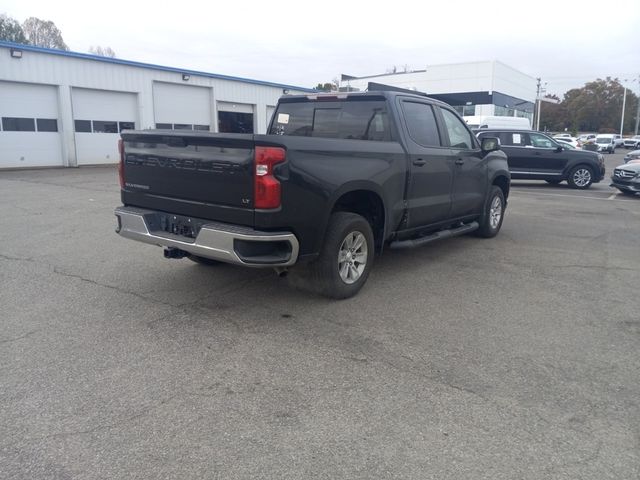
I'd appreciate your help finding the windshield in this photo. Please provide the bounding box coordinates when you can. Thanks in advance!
[595,137,611,144]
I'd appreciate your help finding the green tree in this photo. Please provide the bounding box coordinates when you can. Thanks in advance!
[562,78,638,133]
[0,13,27,43]
[22,17,68,50]
[314,81,337,92]
[538,94,568,132]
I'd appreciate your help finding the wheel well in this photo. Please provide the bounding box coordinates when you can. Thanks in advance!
[492,175,510,200]
[331,190,385,250]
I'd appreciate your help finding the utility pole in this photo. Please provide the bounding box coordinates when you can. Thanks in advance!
[535,77,541,131]
[635,74,640,136]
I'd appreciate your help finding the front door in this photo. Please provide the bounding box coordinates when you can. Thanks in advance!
[438,108,487,218]
[523,132,570,174]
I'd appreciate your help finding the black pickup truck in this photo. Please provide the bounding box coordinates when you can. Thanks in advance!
[115,89,510,298]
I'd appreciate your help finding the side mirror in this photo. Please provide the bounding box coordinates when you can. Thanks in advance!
[555,145,563,152]
[481,137,500,153]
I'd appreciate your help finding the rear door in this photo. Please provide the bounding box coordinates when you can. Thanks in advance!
[398,99,453,227]
[488,131,531,173]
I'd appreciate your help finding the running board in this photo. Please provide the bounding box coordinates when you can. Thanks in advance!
[389,222,479,250]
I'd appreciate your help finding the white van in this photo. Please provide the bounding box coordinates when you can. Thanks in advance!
[464,115,531,130]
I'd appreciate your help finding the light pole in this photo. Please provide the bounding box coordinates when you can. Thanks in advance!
[620,85,627,136]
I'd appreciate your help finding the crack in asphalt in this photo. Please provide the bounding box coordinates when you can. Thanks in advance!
[0,330,40,345]
[0,394,181,448]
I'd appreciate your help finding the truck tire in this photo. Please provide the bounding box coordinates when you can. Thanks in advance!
[567,165,594,189]
[297,212,374,299]
[188,255,222,266]
[475,186,505,238]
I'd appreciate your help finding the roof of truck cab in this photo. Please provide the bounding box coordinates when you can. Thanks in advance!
[279,91,452,108]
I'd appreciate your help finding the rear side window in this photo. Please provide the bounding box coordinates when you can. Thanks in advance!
[401,102,441,147]
[492,131,526,146]
[270,100,392,141]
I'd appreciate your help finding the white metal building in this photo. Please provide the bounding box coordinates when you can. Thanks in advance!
[340,61,537,121]
[0,40,313,169]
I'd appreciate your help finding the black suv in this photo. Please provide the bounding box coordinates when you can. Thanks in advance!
[476,130,605,189]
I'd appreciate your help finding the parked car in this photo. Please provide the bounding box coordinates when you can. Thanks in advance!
[476,129,605,189]
[552,133,573,139]
[594,134,617,154]
[623,135,640,149]
[463,115,531,130]
[624,149,640,163]
[613,134,624,148]
[610,162,640,196]
[555,137,581,149]
[577,134,597,147]
[115,89,510,299]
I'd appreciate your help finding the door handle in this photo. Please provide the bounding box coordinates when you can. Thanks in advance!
[413,159,426,166]
[455,158,465,165]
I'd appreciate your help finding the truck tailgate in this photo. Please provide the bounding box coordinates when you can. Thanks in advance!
[120,131,255,225]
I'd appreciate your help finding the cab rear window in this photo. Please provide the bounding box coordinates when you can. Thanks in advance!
[269,100,392,141]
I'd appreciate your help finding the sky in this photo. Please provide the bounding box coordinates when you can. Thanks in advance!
[3,0,640,97]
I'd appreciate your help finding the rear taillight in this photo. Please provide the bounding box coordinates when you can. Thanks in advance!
[117,139,125,189]
[254,146,286,209]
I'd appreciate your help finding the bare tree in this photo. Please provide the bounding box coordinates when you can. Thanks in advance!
[89,45,116,58]
[0,13,27,44]
[22,17,68,50]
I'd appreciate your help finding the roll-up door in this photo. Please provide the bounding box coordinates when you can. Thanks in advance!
[0,81,63,168]
[153,82,211,131]
[72,88,138,165]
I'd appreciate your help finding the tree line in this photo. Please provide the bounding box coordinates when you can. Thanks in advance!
[0,13,115,57]
[539,78,638,134]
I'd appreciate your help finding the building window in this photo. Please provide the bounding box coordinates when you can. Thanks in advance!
[36,119,58,132]
[75,120,92,132]
[155,123,172,129]
[194,124,210,131]
[462,105,475,116]
[119,121,135,132]
[2,117,36,132]
[173,124,192,130]
[92,121,118,133]
[494,106,515,117]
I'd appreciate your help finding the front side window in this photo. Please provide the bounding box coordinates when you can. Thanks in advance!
[440,108,475,149]
[529,132,556,148]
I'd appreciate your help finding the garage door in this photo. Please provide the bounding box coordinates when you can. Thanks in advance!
[153,82,211,131]
[218,102,255,133]
[0,81,63,168]
[72,88,137,165]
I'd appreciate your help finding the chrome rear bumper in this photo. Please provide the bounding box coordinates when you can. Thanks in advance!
[114,206,299,267]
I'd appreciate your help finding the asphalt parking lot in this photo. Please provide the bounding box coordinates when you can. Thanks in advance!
[1,151,639,479]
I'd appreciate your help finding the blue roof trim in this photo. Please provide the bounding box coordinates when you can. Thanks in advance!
[0,40,316,92]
